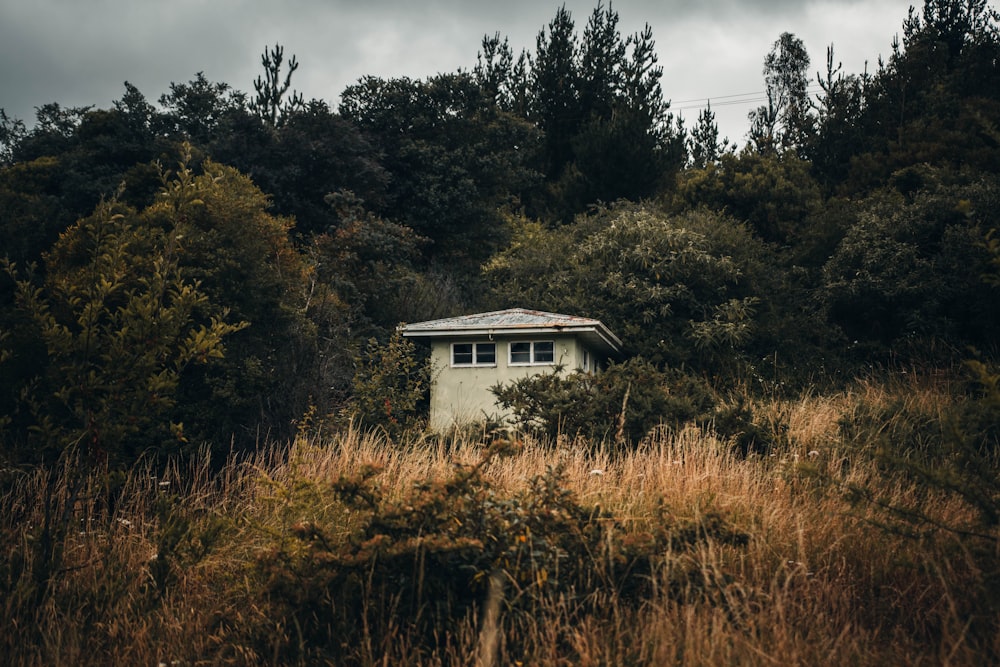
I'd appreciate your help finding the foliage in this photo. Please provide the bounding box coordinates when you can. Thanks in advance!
[0,151,335,456]
[673,149,824,245]
[248,43,305,128]
[486,202,775,374]
[748,32,816,156]
[0,190,247,610]
[157,73,248,146]
[144,156,332,449]
[0,0,999,475]
[1,2,1000,661]
[0,94,177,269]
[216,100,390,238]
[822,167,1000,351]
[347,331,431,440]
[686,102,733,169]
[522,4,684,220]
[491,359,716,446]
[0,156,74,268]
[530,4,580,183]
[711,394,782,456]
[837,0,1000,192]
[2,197,245,468]
[13,103,93,163]
[311,191,429,337]
[0,107,26,166]
[340,72,540,270]
[808,45,870,187]
[257,440,748,663]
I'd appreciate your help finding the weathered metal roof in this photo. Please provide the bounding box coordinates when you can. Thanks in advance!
[401,308,622,355]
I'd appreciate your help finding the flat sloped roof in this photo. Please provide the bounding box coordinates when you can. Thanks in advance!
[400,308,622,355]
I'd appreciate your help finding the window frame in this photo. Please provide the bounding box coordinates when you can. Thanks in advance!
[508,340,556,366]
[450,341,497,368]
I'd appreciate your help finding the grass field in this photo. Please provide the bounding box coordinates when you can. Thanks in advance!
[2,372,998,665]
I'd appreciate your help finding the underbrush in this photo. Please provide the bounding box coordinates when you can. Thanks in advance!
[1,375,998,665]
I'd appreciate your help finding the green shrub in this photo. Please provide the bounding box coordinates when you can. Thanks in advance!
[822,168,1000,353]
[491,358,717,448]
[2,198,245,469]
[484,203,776,375]
[347,330,431,440]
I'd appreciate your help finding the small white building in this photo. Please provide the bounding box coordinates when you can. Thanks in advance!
[400,308,622,431]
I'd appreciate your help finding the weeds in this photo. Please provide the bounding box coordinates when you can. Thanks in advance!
[253,437,749,663]
[0,377,997,665]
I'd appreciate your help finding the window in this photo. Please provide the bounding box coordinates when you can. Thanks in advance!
[534,341,554,363]
[509,342,531,364]
[451,342,496,367]
[476,343,496,365]
[509,340,555,365]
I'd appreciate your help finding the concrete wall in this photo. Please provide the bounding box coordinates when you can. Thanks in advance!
[428,334,590,431]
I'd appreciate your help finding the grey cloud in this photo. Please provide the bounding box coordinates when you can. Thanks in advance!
[2,0,911,142]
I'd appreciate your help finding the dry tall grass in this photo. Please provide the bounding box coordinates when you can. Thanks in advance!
[1,377,997,666]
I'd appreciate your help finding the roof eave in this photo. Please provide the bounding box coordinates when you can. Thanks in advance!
[401,323,622,356]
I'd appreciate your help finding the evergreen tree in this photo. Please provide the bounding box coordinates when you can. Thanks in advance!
[687,102,731,168]
[524,5,682,219]
[809,45,869,185]
[839,0,1000,191]
[475,32,516,111]
[530,5,581,181]
[578,2,625,122]
[249,44,306,128]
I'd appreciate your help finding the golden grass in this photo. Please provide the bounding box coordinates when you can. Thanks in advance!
[1,377,997,666]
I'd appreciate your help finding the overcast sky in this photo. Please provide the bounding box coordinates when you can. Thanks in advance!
[1,0,917,143]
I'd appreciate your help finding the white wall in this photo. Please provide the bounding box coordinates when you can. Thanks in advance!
[427,334,587,431]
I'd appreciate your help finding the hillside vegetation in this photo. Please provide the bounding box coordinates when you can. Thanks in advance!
[2,1,1000,664]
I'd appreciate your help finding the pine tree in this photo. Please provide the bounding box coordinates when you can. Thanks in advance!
[475,32,516,111]
[578,2,625,122]
[250,44,305,128]
[687,102,731,168]
[531,5,580,180]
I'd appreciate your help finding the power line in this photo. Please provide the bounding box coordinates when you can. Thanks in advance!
[672,90,769,105]
[670,85,826,112]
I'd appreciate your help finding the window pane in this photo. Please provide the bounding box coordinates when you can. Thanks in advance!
[476,343,496,364]
[533,341,554,363]
[510,342,530,364]
[453,343,473,365]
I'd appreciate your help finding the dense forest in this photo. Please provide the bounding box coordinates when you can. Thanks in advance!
[3,0,999,459]
[2,2,1000,663]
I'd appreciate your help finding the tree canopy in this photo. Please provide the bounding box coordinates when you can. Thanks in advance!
[1,0,999,461]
